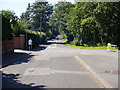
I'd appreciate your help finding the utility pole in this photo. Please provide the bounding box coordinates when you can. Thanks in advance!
[39,13,42,45]
[26,3,30,49]
[26,21,28,49]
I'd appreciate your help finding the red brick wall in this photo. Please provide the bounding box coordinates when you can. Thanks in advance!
[13,34,25,49]
[13,37,20,48]
[2,40,14,54]
[2,34,25,54]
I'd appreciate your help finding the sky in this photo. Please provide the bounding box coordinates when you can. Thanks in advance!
[0,0,75,18]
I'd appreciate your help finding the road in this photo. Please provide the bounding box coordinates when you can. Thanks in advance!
[2,39,118,88]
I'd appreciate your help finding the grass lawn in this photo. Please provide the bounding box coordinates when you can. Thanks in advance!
[66,44,118,50]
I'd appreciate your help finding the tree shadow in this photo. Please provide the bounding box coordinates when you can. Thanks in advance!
[10,54,35,65]
[2,73,47,89]
[24,45,47,51]
[2,45,48,68]
[55,42,66,45]
[31,46,47,51]
[2,52,35,68]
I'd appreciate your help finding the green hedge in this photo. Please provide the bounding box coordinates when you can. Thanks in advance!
[2,15,13,41]
[23,29,47,48]
[27,33,40,47]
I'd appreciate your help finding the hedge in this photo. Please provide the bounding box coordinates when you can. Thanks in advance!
[2,15,13,41]
[23,29,47,48]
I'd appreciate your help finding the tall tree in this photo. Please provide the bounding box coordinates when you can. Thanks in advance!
[0,10,19,40]
[66,2,119,46]
[21,1,53,33]
[49,2,74,38]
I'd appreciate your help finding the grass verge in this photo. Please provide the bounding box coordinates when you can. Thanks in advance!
[66,44,118,50]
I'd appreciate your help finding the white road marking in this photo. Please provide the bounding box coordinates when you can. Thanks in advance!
[54,40,57,48]
[24,68,50,75]
[51,70,87,74]
[23,68,87,75]
[82,53,90,55]
[75,56,112,88]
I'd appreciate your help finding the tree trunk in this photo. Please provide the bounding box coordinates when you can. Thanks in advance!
[100,36,104,45]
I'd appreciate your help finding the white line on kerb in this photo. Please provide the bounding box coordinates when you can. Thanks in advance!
[75,56,112,88]
[55,40,57,48]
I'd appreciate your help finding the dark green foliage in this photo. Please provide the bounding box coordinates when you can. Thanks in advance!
[1,10,24,40]
[20,1,53,36]
[20,1,53,41]
[22,30,47,48]
[27,33,40,47]
[49,2,74,38]
[67,34,74,43]
[2,15,13,40]
[51,2,119,47]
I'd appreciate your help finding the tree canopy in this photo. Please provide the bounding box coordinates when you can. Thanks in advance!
[49,2,119,47]
[1,1,119,48]
[20,1,53,33]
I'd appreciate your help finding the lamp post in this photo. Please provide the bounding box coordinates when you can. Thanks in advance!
[26,21,28,49]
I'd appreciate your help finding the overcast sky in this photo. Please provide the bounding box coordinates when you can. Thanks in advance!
[0,0,75,18]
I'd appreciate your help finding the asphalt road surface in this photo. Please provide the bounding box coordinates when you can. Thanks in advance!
[2,39,118,88]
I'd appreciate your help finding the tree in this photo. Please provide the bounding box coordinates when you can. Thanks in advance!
[66,2,119,46]
[21,1,53,32]
[0,10,18,40]
[49,2,74,39]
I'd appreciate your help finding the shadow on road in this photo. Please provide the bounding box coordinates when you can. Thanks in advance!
[2,73,47,89]
[2,45,48,89]
[2,52,36,68]
[2,46,47,68]
[31,46,47,51]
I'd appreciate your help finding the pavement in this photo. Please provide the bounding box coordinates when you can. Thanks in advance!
[2,49,32,67]
[1,39,119,89]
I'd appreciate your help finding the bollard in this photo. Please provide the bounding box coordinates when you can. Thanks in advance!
[107,43,111,51]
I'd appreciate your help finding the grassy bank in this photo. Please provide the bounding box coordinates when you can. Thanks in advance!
[66,44,118,50]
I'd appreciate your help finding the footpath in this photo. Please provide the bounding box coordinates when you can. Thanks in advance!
[2,49,32,67]
[2,45,46,68]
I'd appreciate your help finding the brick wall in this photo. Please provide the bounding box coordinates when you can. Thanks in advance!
[2,34,25,54]
[2,40,14,54]
[13,34,25,49]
